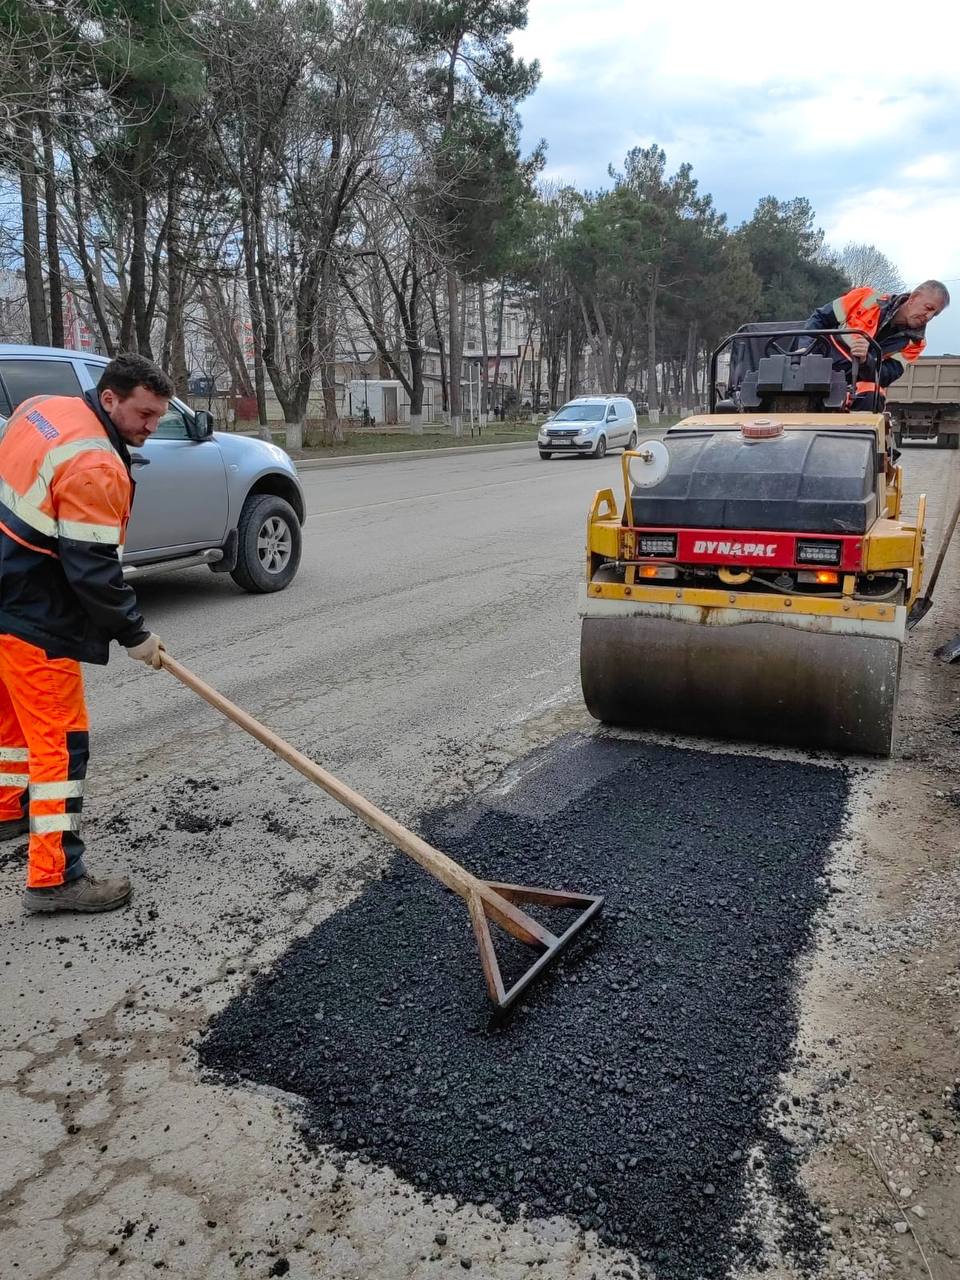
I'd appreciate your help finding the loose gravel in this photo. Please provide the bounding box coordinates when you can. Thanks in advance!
[200,736,850,1279]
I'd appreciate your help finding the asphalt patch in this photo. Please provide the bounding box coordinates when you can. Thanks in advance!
[200,736,849,1278]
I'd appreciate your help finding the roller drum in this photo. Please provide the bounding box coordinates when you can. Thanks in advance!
[580,615,900,756]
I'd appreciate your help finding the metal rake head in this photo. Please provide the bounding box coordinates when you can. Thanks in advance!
[467,882,604,1013]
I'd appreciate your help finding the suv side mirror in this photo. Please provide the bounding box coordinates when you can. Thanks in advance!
[606,407,616,421]
[190,408,214,441]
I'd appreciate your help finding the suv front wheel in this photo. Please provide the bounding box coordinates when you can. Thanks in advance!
[230,494,302,593]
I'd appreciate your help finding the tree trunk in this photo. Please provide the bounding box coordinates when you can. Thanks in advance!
[319,255,342,442]
[39,116,63,347]
[492,279,506,418]
[646,269,660,424]
[591,298,614,390]
[409,348,424,431]
[478,281,490,427]
[563,327,572,403]
[239,193,270,438]
[130,176,152,358]
[68,147,114,354]
[579,296,614,392]
[428,284,448,413]
[368,275,391,380]
[407,269,424,431]
[270,380,305,453]
[682,321,697,413]
[16,119,49,346]
[446,267,462,434]
[284,418,303,450]
[162,180,189,395]
[517,321,535,409]
[200,278,254,401]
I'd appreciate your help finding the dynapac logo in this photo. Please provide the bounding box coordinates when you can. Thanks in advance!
[692,540,778,557]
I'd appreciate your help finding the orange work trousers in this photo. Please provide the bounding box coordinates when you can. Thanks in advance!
[0,633,89,887]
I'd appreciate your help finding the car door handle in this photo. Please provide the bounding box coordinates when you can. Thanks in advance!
[130,453,151,467]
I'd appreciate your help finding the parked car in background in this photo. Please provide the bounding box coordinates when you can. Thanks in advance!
[537,395,638,459]
[0,345,305,592]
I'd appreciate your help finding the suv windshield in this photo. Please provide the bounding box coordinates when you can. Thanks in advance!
[553,405,606,422]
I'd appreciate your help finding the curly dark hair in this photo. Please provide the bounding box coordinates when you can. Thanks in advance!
[96,353,174,400]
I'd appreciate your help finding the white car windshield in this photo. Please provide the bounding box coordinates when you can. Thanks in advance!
[553,405,606,422]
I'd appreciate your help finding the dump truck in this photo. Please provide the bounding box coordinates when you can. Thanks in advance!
[578,322,926,757]
[886,355,960,449]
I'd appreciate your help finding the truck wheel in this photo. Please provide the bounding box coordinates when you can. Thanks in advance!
[230,494,301,593]
[937,433,960,450]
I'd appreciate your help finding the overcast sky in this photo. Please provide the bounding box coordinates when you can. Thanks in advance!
[512,0,960,354]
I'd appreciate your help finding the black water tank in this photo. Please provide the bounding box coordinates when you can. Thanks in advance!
[630,428,878,534]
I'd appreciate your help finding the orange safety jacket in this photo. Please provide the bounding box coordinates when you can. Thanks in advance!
[804,286,926,403]
[0,390,149,663]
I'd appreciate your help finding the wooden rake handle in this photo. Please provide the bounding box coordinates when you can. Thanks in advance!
[159,653,554,949]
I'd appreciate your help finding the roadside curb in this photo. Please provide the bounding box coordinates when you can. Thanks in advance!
[293,440,534,470]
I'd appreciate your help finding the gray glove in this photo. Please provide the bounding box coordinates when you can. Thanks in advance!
[126,633,165,670]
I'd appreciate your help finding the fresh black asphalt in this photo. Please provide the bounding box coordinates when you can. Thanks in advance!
[200,735,850,1278]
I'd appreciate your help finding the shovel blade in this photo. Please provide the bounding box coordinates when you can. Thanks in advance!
[935,633,960,663]
[906,596,933,630]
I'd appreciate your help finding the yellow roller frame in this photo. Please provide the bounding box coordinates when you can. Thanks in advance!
[907,494,926,608]
[584,578,899,625]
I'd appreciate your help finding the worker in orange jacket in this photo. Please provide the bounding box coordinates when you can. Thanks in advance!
[804,280,949,409]
[0,353,171,914]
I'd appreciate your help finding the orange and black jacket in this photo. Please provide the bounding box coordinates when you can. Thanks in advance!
[0,390,149,663]
[804,286,926,402]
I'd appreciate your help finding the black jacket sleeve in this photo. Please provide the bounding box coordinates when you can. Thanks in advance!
[803,301,838,334]
[58,538,149,648]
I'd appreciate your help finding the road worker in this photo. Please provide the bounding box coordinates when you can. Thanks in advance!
[0,353,170,914]
[803,280,949,410]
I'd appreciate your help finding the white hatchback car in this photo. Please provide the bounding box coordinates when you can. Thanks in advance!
[537,395,638,460]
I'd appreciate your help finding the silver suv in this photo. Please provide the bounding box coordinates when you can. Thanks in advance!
[538,395,638,460]
[0,345,305,593]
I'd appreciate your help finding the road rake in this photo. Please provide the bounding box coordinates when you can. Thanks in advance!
[160,654,603,1013]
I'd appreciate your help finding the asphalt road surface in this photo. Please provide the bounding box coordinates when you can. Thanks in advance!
[3,441,960,1280]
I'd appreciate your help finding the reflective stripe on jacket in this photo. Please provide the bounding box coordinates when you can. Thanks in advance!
[0,390,149,663]
[804,286,926,397]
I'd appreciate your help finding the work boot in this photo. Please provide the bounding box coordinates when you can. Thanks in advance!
[0,815,29,842]
[23,872,132,915]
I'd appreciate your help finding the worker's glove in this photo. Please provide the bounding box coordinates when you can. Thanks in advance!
[126,633,165,670]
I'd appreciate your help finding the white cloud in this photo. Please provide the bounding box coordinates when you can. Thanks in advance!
[823,185,960,285]
[515,0,957,92]
[513,1,960,349]
[822,185,960,351]
[902,154,955,182]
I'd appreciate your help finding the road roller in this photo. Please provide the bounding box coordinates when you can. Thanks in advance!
[579,323,927,755]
